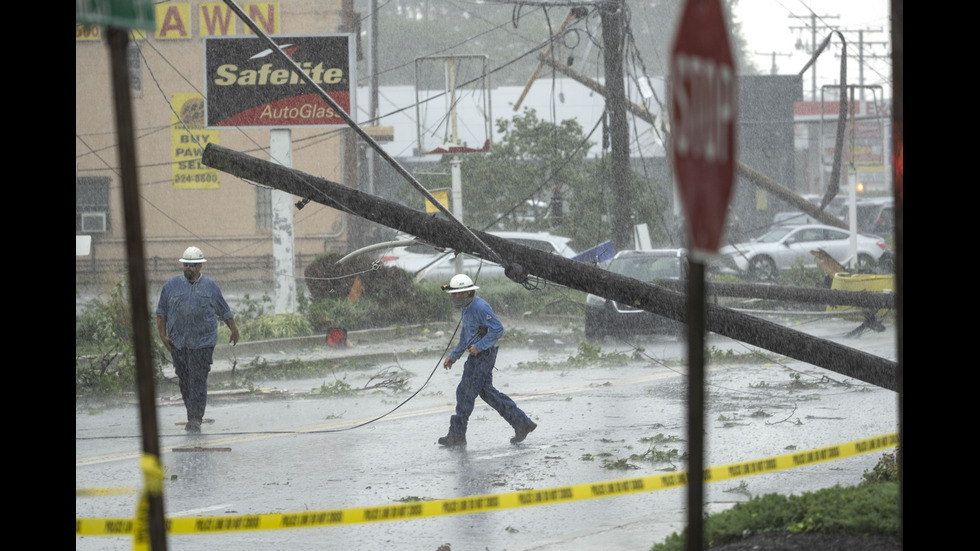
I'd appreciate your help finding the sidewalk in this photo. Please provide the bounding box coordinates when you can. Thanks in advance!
[162,317,576,382]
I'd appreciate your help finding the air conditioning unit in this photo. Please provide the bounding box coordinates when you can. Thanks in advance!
[81,212,107,233]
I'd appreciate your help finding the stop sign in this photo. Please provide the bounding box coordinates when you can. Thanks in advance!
[670,0,737,254]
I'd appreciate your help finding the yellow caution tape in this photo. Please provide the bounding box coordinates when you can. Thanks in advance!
[141,454,164,495]
[76,432,898,537]
[76,487,136,497]
[134,454,164,551]
[134,488,149,551]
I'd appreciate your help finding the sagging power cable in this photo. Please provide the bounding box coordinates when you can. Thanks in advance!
[298,320,463,435]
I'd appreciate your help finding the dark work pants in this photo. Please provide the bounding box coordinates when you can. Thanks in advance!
[449,347,532,438]
[172,347,214,423]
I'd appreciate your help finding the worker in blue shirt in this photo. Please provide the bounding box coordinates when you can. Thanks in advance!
[156,246,239,432]
[438,274,536,447]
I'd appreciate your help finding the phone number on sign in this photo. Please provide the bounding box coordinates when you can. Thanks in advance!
[174,173,220,184]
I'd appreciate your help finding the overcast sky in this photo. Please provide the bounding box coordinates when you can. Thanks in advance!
[730,0,892,98]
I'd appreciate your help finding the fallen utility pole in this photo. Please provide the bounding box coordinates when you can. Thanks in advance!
[657,280,895,310]
[201,143,897,391]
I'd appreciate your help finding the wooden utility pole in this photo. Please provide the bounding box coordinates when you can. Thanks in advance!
[600,0,634,250]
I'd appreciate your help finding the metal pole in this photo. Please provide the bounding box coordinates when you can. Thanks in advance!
[451,155,464,275]
[446,58,465,274]
[847,88,857,260]
[448,57,458,147]
[370,0,379,125]
[686,260,706,551]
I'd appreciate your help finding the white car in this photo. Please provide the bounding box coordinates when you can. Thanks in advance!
[380,231,577,280]
[771,211,825,227]
[718,224,889,281]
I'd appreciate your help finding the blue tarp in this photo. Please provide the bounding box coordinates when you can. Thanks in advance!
[573,241,616,267]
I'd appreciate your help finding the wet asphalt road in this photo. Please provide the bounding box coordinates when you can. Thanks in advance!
[76,313,899,550]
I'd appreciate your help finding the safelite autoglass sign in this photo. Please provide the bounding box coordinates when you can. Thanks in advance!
[204,35,353,128]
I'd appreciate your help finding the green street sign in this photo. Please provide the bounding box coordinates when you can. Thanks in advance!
[75,0,155,30]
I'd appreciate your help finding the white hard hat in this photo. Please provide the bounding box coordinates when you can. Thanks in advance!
[442,274,478,293]
[179,246,207,264]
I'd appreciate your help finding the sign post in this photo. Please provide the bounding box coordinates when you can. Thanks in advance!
[670,1,736,549]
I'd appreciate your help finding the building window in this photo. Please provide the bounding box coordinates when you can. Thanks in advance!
[77,177,111,234]
[256,186,272,228]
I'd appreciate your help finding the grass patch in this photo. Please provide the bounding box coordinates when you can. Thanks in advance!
[653,482,899,550]
[651,449,901,550]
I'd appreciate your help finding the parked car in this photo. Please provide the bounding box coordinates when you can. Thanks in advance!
[381,231,577,280]
[772,211,824,227]
[584,249,687,341]
[843,198,893,238]
[718,224,889,281]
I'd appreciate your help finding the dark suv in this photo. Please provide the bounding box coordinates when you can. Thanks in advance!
[844,198,893,238]
[584,249,687,340]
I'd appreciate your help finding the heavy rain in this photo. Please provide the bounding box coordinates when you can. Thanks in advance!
[77,1,901,550]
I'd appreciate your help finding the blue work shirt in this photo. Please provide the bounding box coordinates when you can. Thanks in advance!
[450,296,504,361]
[156,275,233,350]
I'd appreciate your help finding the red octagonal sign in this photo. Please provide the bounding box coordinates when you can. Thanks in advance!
[670,0,737,254]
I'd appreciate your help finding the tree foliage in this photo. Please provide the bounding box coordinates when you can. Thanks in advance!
[303,253,451,331]
[75,276,167,393]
